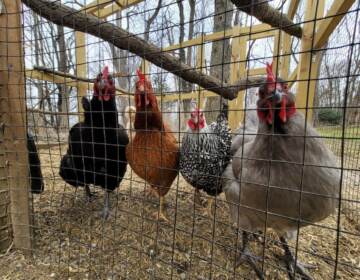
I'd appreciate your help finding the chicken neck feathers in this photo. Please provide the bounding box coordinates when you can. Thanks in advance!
[126,113,179,197]
[180,111,231,196]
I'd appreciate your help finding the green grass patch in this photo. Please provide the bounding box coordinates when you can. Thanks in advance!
[317,125,360,139]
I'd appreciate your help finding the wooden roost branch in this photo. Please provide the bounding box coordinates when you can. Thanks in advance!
[0,0,32,252]
[231,0,302,38]
[21,0,266,101]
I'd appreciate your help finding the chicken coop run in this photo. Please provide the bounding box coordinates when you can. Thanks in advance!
[0,0,359,279]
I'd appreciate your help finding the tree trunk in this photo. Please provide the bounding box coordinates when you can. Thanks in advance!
[31,12,46,136]
[205,0,233,123]
[180,0,196,131]
[110,11,130,127]
[56,25,70,132]
[231,0,302,38]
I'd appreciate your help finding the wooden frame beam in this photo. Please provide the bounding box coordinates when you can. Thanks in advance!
[287,0,354,76]
[287,0,300,19]
[80,0,112,14]
[162,90,218,103]
[228,32,247,130]
[314,0,356,50]
[75,31,88,119]
[92,0,144,18]
[280,0,301,80]
[163,24,274,52]
[0,0,32,253]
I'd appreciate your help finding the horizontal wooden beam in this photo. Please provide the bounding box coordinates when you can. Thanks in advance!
[314,0,355,49]
[80,0,111,14]
[92,0,144,18]
[36,142,67,149]
[248,67,266,76]
[164,24,274,52]
[161,90,218,103]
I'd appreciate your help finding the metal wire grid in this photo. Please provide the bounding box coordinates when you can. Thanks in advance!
[0,0,359,279]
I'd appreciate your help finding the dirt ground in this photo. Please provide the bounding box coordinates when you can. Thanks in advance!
[1,144,360,280]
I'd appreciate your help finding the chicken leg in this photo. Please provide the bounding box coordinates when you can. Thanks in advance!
[84,185,97,202]
[206,197,214,217]
[194,188,206,206]
[279,236,314,280]
[101,191,111,220]
[198,197,214,218]
[235,232,264,280]
[152,196,169,222]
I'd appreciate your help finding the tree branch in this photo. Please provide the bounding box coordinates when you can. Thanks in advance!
[22,0,266,100]
[231,0,302,38]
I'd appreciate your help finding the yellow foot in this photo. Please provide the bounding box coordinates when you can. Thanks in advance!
[152,210,170,223]
[199,197,214,218]
[194,189,206,206]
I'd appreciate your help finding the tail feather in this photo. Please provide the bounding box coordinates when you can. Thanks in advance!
[59,153,81,187]
[27,134,44,194]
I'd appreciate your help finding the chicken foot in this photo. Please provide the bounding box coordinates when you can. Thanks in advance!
[144,185,157,197]
[206,197,215,217]
[235,232,264,280]
[279,236,314,280]
[101,191,111,220]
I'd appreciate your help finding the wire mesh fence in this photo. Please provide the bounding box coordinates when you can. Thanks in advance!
[0,0,359,279]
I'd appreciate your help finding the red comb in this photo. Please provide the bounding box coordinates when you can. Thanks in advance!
[136,69,146,81]
[102,65,109,79]
[266,62,276,83]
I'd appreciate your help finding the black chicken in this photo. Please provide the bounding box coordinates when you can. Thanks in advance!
[60,66,129,219]
[27,133,44,194]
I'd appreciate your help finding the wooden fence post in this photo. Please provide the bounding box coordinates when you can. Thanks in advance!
[228,33,246,130]
[296,0,325,122]
[196,35,206,109]
[75,31,87,121]
[0,0,32,252]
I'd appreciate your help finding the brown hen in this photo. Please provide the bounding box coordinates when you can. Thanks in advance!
[126,70,179,221]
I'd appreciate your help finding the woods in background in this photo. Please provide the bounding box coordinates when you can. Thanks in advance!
[24,0,360,139]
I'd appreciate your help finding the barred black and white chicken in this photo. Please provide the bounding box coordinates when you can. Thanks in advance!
[180,102,231,216]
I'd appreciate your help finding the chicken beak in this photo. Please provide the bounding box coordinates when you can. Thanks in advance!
[99,80,105,92]
[279,95,287,123]
[273,89,283,104]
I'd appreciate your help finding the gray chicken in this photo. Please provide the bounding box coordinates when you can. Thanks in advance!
[230,106,258,155]
[222,63,340,280]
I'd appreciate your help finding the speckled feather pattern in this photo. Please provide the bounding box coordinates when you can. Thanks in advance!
[180,112,231,196]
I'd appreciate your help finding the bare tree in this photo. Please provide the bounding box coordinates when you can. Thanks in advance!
[205,0,233,123]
